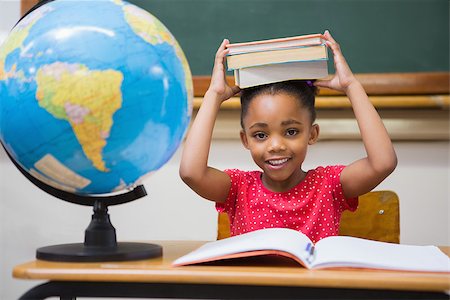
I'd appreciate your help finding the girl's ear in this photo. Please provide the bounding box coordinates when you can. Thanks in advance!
[240,130,250,149]
[308,124,320,145]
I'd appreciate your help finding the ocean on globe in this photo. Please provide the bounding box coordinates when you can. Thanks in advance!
[0,0,193,196]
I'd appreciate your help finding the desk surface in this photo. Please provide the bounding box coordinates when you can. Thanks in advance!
[13,241,450,293]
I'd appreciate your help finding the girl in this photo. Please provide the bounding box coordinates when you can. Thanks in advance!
[179,31,397,243]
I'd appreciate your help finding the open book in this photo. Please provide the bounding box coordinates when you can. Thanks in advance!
[172,228,450,273]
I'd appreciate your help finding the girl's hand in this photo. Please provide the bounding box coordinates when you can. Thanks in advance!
[207,39,240,102]
[315,30,358,93]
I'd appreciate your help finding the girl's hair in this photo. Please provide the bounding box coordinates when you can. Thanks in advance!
[239,80,318,129]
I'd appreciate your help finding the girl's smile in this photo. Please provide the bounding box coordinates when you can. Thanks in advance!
[266,157,290,167]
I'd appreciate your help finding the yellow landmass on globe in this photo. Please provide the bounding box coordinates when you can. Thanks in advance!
[0,5,50,80]
[0,24,33,80]
[122,3,193,113]
[36,62,123,172]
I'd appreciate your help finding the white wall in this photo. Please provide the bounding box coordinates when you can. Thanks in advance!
[0,0,19,41]
[1,3,449,299]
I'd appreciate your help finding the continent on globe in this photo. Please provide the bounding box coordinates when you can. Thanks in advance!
[32,154,91,192]
[36,62,123,172]
[0,4,51,80]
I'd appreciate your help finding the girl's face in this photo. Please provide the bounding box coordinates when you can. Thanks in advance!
[240,92,319,192]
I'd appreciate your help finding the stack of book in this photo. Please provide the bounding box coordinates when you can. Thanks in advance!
[226,33,328,88]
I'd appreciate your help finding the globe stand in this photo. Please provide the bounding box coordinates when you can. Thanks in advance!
[2,143,162,262]
[36,198,162,262]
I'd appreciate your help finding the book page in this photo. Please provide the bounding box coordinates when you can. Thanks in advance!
[313,236,450,272]
[226,34,324,55]
[237,60,328,88]
[226,45,327,70]
[173,228,313,267]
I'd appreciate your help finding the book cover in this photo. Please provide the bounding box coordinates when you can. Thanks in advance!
[234,60,328,88]
[172,228,450,273]
[226,33,325,55]
[226,44,328,71]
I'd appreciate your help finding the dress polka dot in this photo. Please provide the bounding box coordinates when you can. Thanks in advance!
[216,166,358,243]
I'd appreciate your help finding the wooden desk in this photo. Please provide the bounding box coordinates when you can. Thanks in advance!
[13,241,450,299]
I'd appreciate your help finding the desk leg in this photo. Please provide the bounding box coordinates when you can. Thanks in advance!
[19,281,75,300]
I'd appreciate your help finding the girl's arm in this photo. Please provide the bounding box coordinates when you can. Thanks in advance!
[315,31,397,199]
[179,39,241,202]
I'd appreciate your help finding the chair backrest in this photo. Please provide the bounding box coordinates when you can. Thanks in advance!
[217,190,400,243]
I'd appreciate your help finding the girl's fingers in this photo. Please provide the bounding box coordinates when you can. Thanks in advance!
[214,40,230,68]
[215,50,225,65]
[215,39,229,58]
[314,79,331,89]
[325,40,342,57]
[231,85,241,95]
[325,40,347,68]
[324,30,337,44]
[216,39,228,52]
[323,31,342,57]
[222,48,230,63]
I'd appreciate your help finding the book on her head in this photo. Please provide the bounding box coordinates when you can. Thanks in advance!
[225,33,329,88]
[225,33,326,55]
[234,60,328,88]
[226,44,328,70]
[172,227,450,273]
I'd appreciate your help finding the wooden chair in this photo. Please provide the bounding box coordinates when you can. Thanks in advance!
[217,190,400,243]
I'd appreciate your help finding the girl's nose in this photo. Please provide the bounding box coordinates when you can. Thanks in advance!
[268,136,287,152]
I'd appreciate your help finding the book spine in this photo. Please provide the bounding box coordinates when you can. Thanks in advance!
[234,69,240,86]
[228,40,325,55]
[226,45,327,70]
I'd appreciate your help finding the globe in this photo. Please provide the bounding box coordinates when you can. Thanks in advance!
[0,0,193,196]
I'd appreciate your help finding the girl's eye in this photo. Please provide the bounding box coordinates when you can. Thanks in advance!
[253,132,267,140]
[286,129,298,136]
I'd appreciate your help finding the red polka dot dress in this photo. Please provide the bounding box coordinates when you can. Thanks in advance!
[216,165,358,243]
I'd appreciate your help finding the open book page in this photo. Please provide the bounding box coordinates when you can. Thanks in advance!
[312,236,450,272]
[172,228,313,267]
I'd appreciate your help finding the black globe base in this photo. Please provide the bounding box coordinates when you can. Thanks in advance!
[35,195,163,262]
[36,242,162,262]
